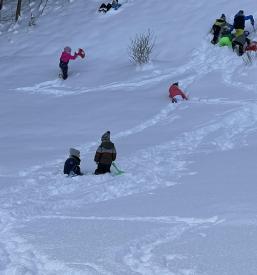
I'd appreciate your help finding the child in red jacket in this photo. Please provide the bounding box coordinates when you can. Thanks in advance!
[59,46,78,80]
[169,82,188,103]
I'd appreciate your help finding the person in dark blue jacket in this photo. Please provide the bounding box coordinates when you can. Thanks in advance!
[63,148,83,176]
[111,0,121,10]
[231,10,254,37]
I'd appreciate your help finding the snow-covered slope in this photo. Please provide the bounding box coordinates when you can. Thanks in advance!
[0,0,257,274]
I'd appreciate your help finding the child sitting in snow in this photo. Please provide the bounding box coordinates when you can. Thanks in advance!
[59,46,78,80]
[64,148,83,176]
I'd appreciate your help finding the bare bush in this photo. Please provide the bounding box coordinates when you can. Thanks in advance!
[0,0,69,28]
[28,0,49,26]
[128,29,155,65]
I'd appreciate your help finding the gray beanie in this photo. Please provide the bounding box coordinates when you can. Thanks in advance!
[69,148,80,158]
[101,131,110,142]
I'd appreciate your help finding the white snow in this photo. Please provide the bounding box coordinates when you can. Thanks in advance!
[1,0,257,274]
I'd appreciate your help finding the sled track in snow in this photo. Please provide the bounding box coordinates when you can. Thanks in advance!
[10,101,257,217]
[14,39,257,97]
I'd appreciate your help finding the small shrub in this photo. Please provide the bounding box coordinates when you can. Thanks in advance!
[128,29,155,65]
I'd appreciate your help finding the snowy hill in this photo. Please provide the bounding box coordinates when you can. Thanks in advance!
[1,0,257,274]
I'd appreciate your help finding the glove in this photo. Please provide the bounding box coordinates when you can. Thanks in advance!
[251,19,255,26]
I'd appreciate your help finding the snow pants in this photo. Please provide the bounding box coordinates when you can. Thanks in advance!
[95,163,111,175]
[211,25,221,44]
[99,3,112,13]
[59,61,68,80]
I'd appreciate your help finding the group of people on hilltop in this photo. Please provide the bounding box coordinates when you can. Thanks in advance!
[64,131,117,176]
[210,10,256,56]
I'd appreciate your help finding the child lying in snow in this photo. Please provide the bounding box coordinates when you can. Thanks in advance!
[98,0,121,13]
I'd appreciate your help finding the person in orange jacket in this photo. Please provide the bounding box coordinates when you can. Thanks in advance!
[169,82,188,103]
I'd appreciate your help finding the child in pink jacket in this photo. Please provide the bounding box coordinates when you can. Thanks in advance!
[169,82,188,103]
[59,46,78,80]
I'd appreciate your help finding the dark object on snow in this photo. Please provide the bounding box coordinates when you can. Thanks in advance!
[94,131,117,175]
[64,148,83,176]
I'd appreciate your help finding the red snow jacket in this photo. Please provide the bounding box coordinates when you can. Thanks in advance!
[245,41,257,52]
[169,85,188,100]
[60,51,78,63]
